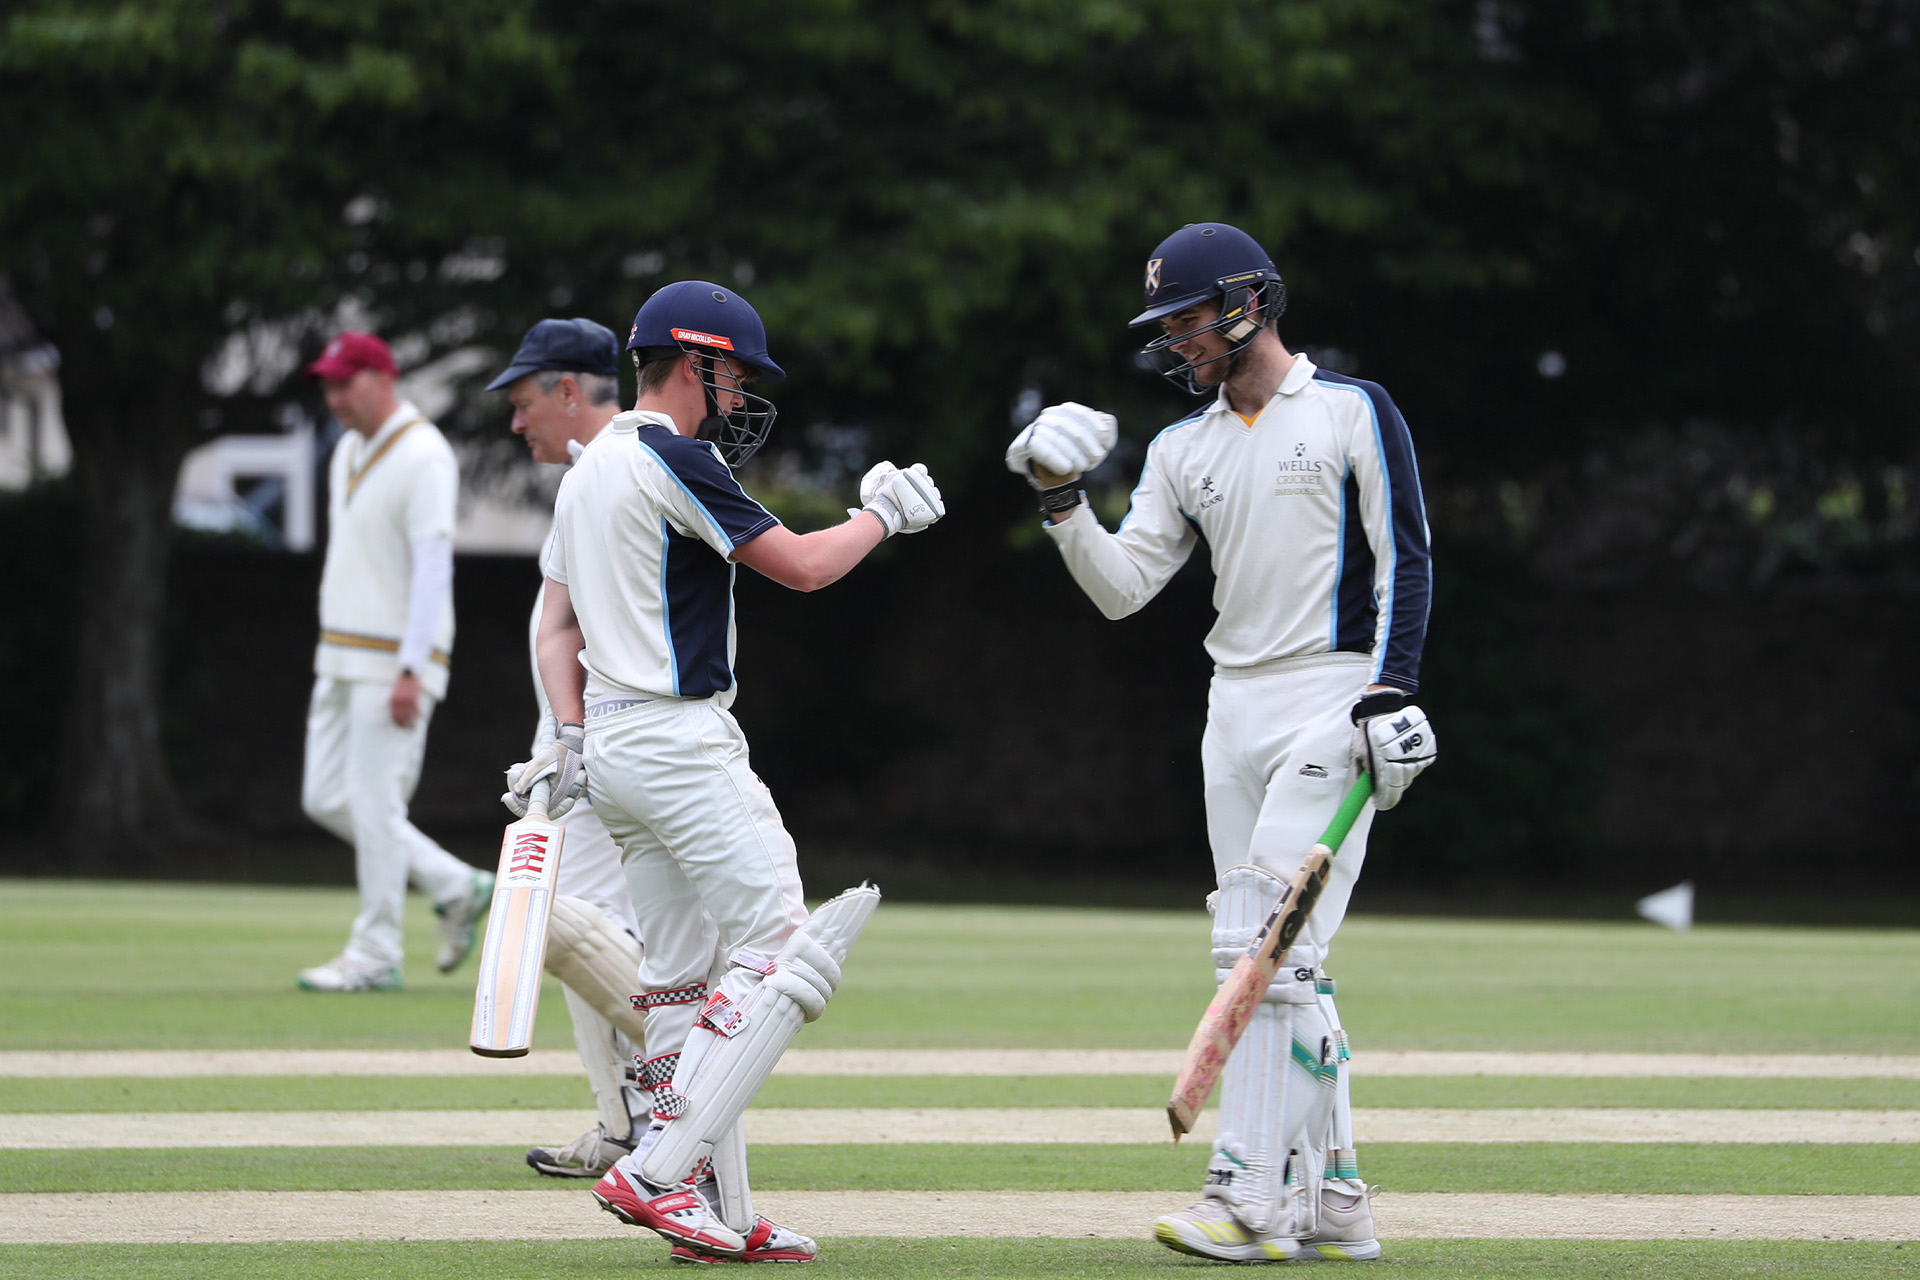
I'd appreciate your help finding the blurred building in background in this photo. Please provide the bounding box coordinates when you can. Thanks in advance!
[0,292,551,555]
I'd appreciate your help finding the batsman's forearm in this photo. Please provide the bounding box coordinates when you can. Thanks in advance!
[733,519,883,593]
[535,625,586,724]
[533,578,586,723]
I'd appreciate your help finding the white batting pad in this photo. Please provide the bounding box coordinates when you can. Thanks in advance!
[544,896,649,1045]
[560,986,641,1140]
[706,1120,754,1233]
[1211,864,1319,1002]
[1206,866,1338,1236]
[641,884,881,1187]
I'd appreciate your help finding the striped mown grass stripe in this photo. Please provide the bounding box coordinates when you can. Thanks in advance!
[7,1108,1918,1149]
[5,1142,1917,1197]
[0,1238,1912,1280]
[7,1073,1920,1114]
[7,1049,1920,1078]
[1,1189,1917,1244]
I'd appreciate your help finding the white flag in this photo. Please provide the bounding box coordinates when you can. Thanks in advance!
[1635,881,1694,931]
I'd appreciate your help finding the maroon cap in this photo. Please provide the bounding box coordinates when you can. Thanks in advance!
[306,331,396,381]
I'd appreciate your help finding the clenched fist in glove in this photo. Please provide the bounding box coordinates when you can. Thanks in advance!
[503,721,587,819]
[1005,402,1118,486]
[1350,692,1437,811]
[855,461,945,536]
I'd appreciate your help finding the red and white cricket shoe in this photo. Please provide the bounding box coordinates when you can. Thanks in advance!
[668,1215,818,1264]
[593,1162,746,1257]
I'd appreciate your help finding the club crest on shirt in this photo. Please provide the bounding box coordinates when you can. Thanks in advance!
[1274,446,1326,497]
[1196,473,1225,512]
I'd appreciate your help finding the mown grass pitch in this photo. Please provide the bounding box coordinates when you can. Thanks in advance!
[0,1239,1915,1280]
[5,880,1917,1052]
[1,879,1916,1277]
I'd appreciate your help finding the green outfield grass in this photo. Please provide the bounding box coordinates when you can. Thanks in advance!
[0,1239,1912,1280]
[5,1142,1916,1197]
[4,882,1918,1277]
[4,880,1918,1052]
[5,1073,1918,1114]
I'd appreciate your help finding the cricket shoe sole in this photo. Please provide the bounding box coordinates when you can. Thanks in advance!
[593,1164,745,1257]
[1154,1200,1304,1263]
[1297,1238,1383,1261]
[296,958,402,992]
[669,1216,817,1263]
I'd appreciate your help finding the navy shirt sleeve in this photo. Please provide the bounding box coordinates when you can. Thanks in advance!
[1315,371,1431,692]
[639,429,780,557]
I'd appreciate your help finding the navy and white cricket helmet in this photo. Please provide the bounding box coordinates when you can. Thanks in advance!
[1130,222,1286,395]
[627,281,786,465]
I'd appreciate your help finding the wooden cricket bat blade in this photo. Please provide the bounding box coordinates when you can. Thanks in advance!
[1168,948,1273,1138]
[1163,774,1373,1139]
[470,793,565,1058]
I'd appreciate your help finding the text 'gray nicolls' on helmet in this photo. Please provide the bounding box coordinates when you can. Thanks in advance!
[1130,222,1286,396]
[626,280,787,466]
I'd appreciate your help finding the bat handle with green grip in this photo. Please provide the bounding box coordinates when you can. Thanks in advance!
[1318,771,1374,853]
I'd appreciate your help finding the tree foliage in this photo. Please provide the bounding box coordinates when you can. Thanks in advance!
[1,0,1913,853]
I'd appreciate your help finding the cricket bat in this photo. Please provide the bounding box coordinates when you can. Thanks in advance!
[470,778,565,1058]
[1166,773,1373,1139]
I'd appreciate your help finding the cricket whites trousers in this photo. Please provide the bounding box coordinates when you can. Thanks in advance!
[584,695,809,1114]
[1200,652,1379,1234]
[301,675,478,969]
[1203,651,1378,964]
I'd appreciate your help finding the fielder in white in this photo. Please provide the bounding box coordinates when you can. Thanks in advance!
[1008,223,1437,1263]
[511,281,941,1263]
[486,318,653,1177]
[298,331,494,993]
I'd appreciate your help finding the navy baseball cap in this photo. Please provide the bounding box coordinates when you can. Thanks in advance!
[486,317,621,391]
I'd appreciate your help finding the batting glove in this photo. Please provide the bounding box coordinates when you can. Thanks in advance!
[1351,692,1437,811]
[503,721,587,819]
[1005,402,1117,487]
[854,461,945,537]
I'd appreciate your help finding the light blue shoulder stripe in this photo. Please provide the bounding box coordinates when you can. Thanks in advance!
[1329,463,1350,649]
[658,517,681,696]
[1118,406,1211,534]
[634,437,735,553]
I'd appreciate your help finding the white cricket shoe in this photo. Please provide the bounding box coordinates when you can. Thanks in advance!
[669,1216,818,1263]
[434,868,495,973]
[1154,1198,1303,1263]
[296,955,402,992]
[593,1160,746,1258]
[1299,1186,1382,1261]
[526,1122,635,1178]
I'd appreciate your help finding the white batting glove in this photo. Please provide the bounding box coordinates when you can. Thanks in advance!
[1005,402,1117,487]
[1351,693,1436,811]
[503,721,586,819]
[854,461,945,536]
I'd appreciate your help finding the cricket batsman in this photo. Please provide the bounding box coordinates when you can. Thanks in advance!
[1008,223,1436,1261]
[487,318,654,1177]
[297,331,494,992]
[513,281,942,1262]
